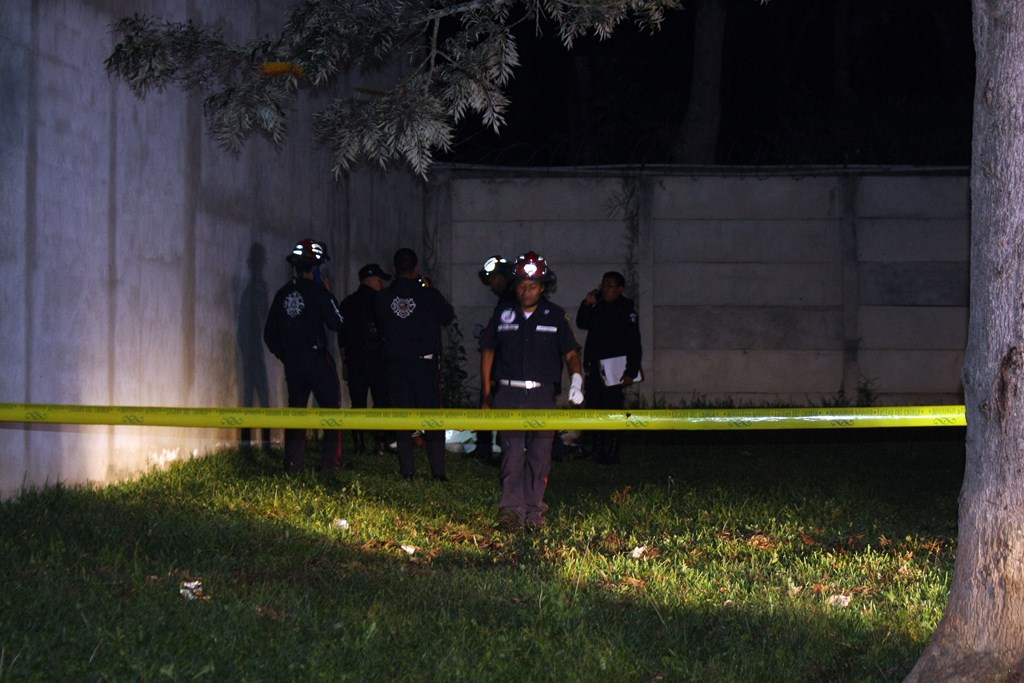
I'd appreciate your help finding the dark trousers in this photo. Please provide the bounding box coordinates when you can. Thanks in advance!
[345,358,389,409]
[284,351,342,472]
[345,358,391,450]
[584,367,625,410]
[494,386,555,524]
[585,367,624,458]
[476,375,497,460]
[387,358,446,478]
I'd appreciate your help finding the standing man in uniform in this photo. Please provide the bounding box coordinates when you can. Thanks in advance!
[475,255,516,465]
[338,263,392,456]
[480,251,584,531]
[576,270,643,464]
[375,248,455,480]
[263,238,348,473]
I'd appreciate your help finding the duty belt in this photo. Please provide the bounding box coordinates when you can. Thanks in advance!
[499,379,545,389]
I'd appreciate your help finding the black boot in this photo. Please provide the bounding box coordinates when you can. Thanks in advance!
[586,432,606,461]
[352,431,366,455]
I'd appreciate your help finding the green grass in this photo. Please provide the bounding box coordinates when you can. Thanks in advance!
[0,428,963,682]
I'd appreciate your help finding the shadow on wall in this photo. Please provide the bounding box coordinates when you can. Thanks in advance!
[237,242,271,450]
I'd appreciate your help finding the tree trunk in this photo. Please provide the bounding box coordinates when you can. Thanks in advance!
[674,0,725,164]
[905,2,1024,681]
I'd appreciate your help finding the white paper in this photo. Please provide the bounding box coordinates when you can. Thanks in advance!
[599,356,643,386]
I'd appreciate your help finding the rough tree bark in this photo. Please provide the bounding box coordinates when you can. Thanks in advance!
[905,1,1024,681]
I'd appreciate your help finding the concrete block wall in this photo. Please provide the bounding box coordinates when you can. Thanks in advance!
[429,166,969,408]
[431,172,627,339]
[853,176,969,404]
[650,175,848,405]
[1,0,422,499]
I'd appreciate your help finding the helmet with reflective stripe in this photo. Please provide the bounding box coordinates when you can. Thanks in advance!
[512,251,553,283]
[286,238,331,267]
[478,254,510,285]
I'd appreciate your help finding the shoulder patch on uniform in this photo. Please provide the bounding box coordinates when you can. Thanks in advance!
[500,308,516,324]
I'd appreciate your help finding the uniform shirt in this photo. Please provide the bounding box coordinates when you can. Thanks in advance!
[575,295,642,378]
[263,277,344,360]
[476,285,519,350]
[338,283,385,367]
[480,298,580,385]
[375,276,455,361]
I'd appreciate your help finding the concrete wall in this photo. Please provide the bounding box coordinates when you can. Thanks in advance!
[428,166,969,407]
[1,0,423,498]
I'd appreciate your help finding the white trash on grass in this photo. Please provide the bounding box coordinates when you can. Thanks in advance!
[179,579,209,601]
[827,594,852,608]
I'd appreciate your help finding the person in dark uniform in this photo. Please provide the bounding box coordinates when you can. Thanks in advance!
[338,263,392,456]
[575,270,642,464]
[375,248,455,480]
[480,251,584,531]
[476,255,573,462]
[474,255,515,465]
[263,238,347,473]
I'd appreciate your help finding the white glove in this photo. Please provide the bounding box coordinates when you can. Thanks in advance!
[568,373,584,406]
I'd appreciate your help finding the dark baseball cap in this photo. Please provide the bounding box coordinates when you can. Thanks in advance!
[358,263,392,281]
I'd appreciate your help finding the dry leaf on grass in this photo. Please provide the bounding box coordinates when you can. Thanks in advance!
[748,534,776,550]
[611,486,632,504]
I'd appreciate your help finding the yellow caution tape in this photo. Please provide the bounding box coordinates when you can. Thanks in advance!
[0,403,966,431]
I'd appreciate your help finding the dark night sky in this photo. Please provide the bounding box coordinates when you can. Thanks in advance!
[440,0,975,167]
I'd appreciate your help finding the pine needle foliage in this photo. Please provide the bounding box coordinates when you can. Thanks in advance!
[104,0,679,177]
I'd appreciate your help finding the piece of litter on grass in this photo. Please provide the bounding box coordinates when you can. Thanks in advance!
[629,546,647,559]
[400,545,417,555]
[179,580,209,601]
[827,594,852,608]
[333,518,350,530]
